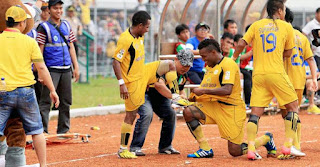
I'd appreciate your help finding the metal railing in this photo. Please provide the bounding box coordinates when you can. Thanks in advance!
[78,30,94,83]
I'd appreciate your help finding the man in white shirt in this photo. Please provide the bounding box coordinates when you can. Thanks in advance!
[303,8,320,68]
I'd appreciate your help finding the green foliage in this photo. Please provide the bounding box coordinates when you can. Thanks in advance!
[72,77,123,108]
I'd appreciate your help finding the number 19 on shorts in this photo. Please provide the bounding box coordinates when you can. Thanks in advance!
[260,33,277,53]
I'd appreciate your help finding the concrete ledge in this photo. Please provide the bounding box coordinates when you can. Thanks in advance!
[49,104,125,120]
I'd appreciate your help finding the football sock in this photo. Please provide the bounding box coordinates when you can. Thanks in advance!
[247,115,260,152]
[120,122,132,149]
[186,119,211,151]
[293,119,301,150]
[284,112,298,148]
[255,134,270,148]
[165,71,179,94]
[241,143,248,155]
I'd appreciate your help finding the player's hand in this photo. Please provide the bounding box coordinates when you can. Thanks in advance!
[311,79,318,91]
[120,84,129,99]
[207,33,214,39]
[73,68,80,82]
[192,88,205,96]
[50,91,60,108]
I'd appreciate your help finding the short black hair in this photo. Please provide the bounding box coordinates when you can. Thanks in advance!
[175,24,189,35]
[293,26,302,33]
[285,7,294,23]
[198,39,221,53]
[245,24,251,32]
[316,7,320,13]
[221,32,234,40]
[234,34,243,42]
[6,17,19,27]
[132,11,151,26]
[223,19,236,29]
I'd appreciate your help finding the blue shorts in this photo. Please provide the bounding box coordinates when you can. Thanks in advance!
[0,87,43,135]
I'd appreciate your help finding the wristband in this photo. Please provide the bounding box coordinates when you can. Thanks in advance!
[118,79,125,85]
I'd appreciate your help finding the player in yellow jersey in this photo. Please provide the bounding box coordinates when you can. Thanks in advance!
[184,39,276,159]
[233,0,303,160]
[112,11,189,159]
[277,8,318,159]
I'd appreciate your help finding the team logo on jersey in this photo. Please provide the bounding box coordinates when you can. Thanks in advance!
[117,49,125,59]
[206,77,211,83]
[224,71,230,80]
[53,35,58,42]
[214,70,219,75]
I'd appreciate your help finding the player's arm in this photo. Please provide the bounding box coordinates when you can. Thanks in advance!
[112,59,128,99]
[31,41,59,108]
[306,57,318,91]
[192,84,233,96]
[154,78,173,99]
[284,24,295,58]
[233,39,247,61]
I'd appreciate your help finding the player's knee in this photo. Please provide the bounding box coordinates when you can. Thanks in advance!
[183,107,193,121]
[284,111,294,121]
[228,144,242,157]
[125,111,137,124]
[281,109,287,119]
[247,115,259,125]
[285,101,299,112]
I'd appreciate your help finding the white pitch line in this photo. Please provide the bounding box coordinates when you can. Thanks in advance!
[48,152,117,166]
[301,140,318,143]
[47,133,222,165]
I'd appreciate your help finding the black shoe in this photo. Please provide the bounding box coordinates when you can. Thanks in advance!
[131,149,146,156]
[159,148,180,154]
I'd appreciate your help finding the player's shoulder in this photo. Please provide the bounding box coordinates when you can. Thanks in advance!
[221,57,238,68]
[118,29,134,45]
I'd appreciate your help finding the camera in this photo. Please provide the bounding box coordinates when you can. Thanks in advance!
[312,29,320,47]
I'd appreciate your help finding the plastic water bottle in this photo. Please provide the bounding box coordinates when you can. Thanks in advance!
[0,78,6,94]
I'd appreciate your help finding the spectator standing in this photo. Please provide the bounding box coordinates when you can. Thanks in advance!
[135,0,147,11]
[65,5,83,57]
[37,0,80,134]
[77,0,92,29]
[186,23,210,84]
[0,6,59,166]
[303,8,320,96]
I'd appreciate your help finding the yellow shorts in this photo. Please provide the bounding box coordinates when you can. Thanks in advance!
[195,101,246,145]
[279,89,304,109]
[125,61,160,111]
[250,74,298,107]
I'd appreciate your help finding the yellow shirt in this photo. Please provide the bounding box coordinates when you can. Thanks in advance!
[243,19,295,76]
[284,29,313,89]
[196,57,244,106]
[79,0,92,25]
[0,28,43,91]
[113,29,145,83]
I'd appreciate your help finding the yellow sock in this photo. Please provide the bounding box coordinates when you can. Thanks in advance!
[165,71,179,94]
[293,121,301,150]
[120,122,132,148]
[284,112,298,148]
[192,126,211,151]
[255,134,270,148]
[247,122,258,152]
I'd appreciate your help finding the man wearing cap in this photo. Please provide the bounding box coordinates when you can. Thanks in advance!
[65,5,82,57]
[130,50,194,156]
[36,0,79,134]
[0,5,59,167]
[186,22,210,84]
